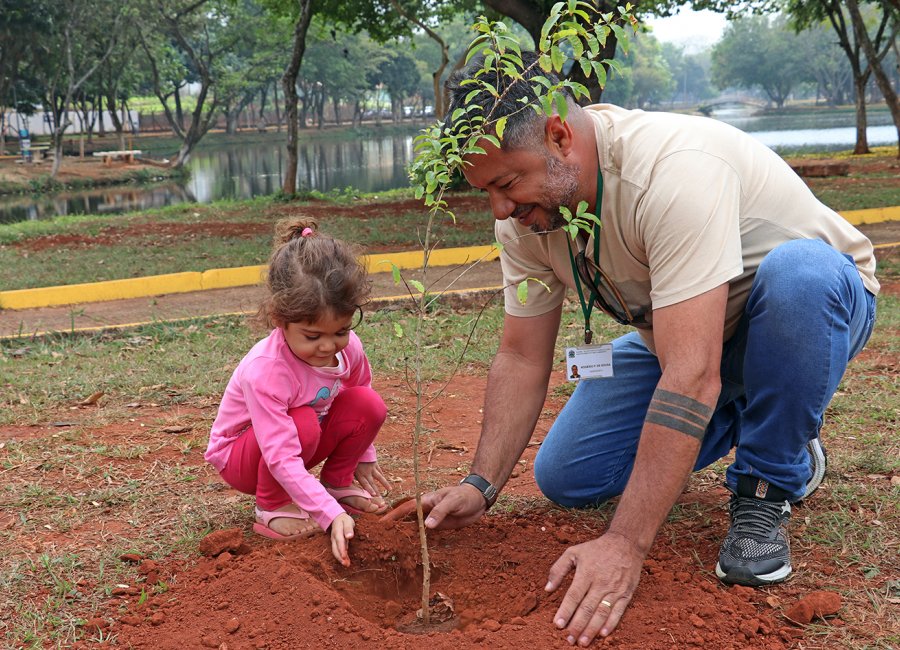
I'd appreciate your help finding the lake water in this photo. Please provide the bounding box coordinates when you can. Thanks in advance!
[0,109,895,224]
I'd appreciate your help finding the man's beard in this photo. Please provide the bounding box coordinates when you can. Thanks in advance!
[531,155,580,234]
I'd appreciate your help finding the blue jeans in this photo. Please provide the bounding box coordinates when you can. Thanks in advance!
[534,239,877,505]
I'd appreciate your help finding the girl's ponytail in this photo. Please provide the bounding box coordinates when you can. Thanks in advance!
[259,217,370,328]
[274,218,318,248]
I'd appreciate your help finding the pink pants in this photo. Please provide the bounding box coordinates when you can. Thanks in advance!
[219,386,387,511]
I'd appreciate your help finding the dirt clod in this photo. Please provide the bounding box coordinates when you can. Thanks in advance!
[200,528,244,556]
[784,591,842,625]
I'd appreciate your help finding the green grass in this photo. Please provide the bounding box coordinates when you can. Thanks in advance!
[0,194,495,290]
[809,180,900,212]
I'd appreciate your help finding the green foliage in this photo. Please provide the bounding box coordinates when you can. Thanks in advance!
[710,14,815,107]
[409,2,636,240]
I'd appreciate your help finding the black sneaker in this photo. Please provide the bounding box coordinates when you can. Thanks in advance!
[716,493,792,586]
[800,438,827,501]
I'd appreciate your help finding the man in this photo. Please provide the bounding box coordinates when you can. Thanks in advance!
[421,52,879,646]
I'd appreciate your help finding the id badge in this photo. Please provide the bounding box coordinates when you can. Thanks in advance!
[565,344,613,381]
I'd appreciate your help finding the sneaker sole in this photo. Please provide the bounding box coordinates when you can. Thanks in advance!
[715,562,792,587]
[800,438,827,501]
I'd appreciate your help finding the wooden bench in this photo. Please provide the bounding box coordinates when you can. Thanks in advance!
[92,150,142,165]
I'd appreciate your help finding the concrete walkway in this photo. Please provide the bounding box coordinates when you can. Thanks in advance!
[0,260,505,338]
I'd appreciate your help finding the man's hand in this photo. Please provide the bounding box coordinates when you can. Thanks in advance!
[545,532,644,646]
[421,484,487,530]
[330,513,355,567]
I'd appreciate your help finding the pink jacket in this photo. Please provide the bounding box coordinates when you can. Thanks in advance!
[205,328,376,528]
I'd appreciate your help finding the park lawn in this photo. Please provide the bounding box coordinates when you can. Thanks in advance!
[0,194,495,290]
[0,295,897,647]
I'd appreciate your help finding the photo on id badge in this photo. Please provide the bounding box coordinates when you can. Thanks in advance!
[566,344,613,381]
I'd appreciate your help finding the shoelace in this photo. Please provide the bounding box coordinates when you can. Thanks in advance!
[729,497,789,537]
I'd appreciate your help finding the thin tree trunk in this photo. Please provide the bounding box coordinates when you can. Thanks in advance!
[846,0,900,157]
[281,0,315,195]
[273,81,282,133]
[852,74,870,154]
[174,86,184,132]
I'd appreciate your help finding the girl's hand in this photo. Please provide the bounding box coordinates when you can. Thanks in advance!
[354,461,392,500]
[330,513,355,567]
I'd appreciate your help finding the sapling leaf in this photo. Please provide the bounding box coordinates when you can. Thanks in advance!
[517,280,530,305]
[555,93,568,121]
[550,45,564,72]
[410,280,425,293]
[493,240,504,251]
[393,322,404,338]
[391,264,401,285]
[495,116,507,140]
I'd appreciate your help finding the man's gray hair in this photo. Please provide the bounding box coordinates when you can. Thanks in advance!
[443,50,573,151]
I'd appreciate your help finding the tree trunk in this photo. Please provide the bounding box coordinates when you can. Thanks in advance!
[332,96,341,126]
[174,86,184,133]
[281,0,315,195]
[273,81,282,133]
[259,86,268,124]
[97,95,106,137]
[852,73,870,154]
[106,92,126,150]
[225,109,239,134]
[846,0,900,157]
[389,0,449,117]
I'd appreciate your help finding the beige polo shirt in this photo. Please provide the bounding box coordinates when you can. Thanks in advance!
[496,104,879,352]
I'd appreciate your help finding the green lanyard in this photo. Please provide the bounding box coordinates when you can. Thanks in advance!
[566,168,603,345]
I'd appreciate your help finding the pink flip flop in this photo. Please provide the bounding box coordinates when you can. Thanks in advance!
[324,485,388,515]
[253,506,318,541]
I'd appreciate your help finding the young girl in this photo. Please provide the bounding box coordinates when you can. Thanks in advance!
[205,218,391,567]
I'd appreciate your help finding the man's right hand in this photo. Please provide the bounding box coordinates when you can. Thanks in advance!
[422,484,487,530]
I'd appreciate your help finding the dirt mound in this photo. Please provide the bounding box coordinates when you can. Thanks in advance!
[105,510,800,649]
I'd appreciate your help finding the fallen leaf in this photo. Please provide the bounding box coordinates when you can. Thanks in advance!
[79,391,105,406]
[162,425,192,434]
[765,595,782,608]
[891,476,900,487]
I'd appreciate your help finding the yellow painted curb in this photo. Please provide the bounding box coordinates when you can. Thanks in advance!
[0,272,202,310]
[0,245,501,311]
[201,265,266,290]
[839,206,900,225]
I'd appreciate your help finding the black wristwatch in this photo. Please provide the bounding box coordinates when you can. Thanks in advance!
[460,473,499,509]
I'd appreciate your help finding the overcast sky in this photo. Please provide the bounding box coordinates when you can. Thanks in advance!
[643,8,728,53]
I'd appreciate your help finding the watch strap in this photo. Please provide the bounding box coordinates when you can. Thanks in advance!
[460,473,499,508]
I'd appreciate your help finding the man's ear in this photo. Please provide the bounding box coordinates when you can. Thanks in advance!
[545,114,575,157]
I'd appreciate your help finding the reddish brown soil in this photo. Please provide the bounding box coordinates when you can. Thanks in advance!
[108,510,798,650]
[15,369,881,649]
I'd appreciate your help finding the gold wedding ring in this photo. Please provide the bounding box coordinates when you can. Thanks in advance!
[600,599,613,608]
